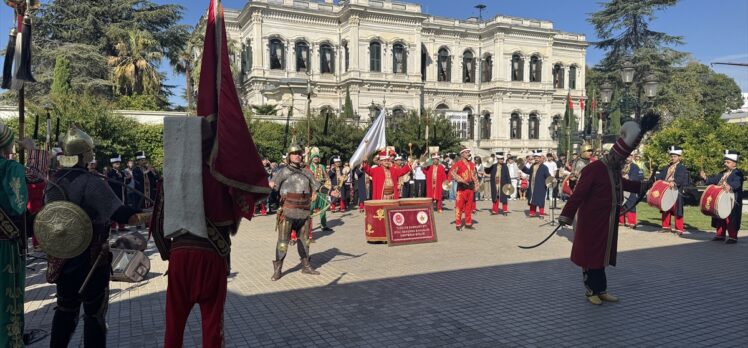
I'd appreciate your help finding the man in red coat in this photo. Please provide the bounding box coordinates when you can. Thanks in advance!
[423,153,447,212]
[559,114,658,305]
[361,150,412,200]
[449,147,479,230]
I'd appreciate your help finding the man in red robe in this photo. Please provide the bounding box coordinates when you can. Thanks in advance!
[559,114,658,306]
[361,150,412,200]
[449,147,478,230]
[423,153,447,212]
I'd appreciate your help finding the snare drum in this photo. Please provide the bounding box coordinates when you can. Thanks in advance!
[700,185,735,219]
[647,180,679,212]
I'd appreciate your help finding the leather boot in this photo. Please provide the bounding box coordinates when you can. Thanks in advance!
[271,260,283,281]
[301,257,320,275]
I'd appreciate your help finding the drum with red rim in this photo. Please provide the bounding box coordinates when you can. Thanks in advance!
[700,185,734,219]
[646,180,679,212]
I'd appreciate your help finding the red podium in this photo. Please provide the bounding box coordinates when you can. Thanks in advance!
[364,200,400,242]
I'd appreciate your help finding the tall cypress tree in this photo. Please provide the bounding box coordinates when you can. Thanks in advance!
[343,86,354,119]
[50,56,72,97]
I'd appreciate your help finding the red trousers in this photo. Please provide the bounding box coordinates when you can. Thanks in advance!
[491,201,508,214]
[661,208,684,231]
[164,247,227,348]
[619,212,637,225]
[529,205,544,217]
[260,203,267,216]
[434,199,443,212]
[715,217,738,239]
[455,189,474,226]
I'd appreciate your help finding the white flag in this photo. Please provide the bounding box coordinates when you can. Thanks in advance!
[349,108,387,169]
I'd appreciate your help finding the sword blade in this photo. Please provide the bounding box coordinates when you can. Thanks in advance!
[518,224,564,249]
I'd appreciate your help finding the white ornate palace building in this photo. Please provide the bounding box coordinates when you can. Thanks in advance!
[223,0,587,153]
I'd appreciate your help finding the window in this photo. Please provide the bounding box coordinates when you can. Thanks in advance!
[481,113,491,140]
[270,39,284,70]
[421,45,428,81]
[393,43,407,74]
[528,113,539,139]
[569,65,577,90]
[551,115,561,140]
[511,54,523,81]
[344,43,349,72]
[438,48,450,82]
[241,40,252,78]
[295,42,309,72]
[370,42,381,72]
[530,55,541,82]
[320,44,334,74]
[464,107,474,139]
[510,113,521,139]
[448,112,469,139]
[435,103,449,116]
[481,55,492,82]
[553,64,564,89]
[463,51,475,83]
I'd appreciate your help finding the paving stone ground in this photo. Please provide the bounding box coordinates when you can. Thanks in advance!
[23,199,748,347]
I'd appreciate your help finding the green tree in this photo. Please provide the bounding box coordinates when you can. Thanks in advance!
[251,104,281,116]
[108,30,164,96]
[343,87,354,119]
[388,110,462,158]
[247,119,286,162]
[50,56,72,97]
[558,95,578,158]
[292,112,366,163]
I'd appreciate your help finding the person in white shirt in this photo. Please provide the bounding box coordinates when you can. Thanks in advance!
[544,153,559,200]
[413,160,426,197]
[507,155,520,200]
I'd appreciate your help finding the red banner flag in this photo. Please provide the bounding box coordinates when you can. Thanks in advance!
[197,0,270,225]
[567,94,574,110]
[579,98,585,113]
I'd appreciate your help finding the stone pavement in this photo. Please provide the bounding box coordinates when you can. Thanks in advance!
[23,199,748,347]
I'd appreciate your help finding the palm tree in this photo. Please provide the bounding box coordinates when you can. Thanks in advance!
[108,30,164,96]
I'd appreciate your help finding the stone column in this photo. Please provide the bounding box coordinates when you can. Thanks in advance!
[251,13,263,74]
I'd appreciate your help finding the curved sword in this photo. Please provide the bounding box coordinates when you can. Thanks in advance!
[518,224,565,249]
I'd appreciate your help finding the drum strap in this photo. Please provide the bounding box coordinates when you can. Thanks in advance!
[0,208,20,240]
[665,164,676,181]
[718,170,732,186]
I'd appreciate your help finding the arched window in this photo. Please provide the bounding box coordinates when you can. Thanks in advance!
[438,48,451,82]
[481,112,491,140]
[295,42,309,72]
[241,40,252,78]
[550,115,561,140]
[463,51,475,83]
[569,65,577,90]
[269,38,285,70]
[530,55,541,82]
[481,55,492,82]
[370,42,382,72]
[435,103,449,116]
[393,43,407,74]
[510,113,521,139]
[528,113,539,140]
[553,64,565,89]
[464,107,474,139]
[421,45,428,81]
[511,54,523,81]
[392,107,406,121]
[320,44,334,74]
[344,43,349,72]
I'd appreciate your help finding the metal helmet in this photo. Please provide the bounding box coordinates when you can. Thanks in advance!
[63,124,94,156]
[580,143,594,153]
[287,143,303,155]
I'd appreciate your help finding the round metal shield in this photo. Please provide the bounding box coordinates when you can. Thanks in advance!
[502,183,516,196]
[34,201,93,259]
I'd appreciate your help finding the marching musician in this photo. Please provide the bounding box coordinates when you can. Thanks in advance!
[485,152,511,215]
[620,155,644,229]
[0,122,27,347]
[270,144,321,281]
[361,150,412,200]
[521,150,552,218]
[700,150,744,244]
[422,152,447,213]
[328,157,347,212]
[45,125,147,346]
[656,146,689,235]
[309,151,332,232]
[449,147,479,230]
[132,151,158,210]
[559,114,657,306]
[108,154,128,231]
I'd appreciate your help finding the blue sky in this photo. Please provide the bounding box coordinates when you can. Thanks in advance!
[3,0,748,107]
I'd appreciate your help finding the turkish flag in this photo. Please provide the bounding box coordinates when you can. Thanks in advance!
[197,0,270,225]
[579,98,585,112]
[567,94,574,110]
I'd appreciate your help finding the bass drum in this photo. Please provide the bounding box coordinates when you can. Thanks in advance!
[646,180,679,212]
[700,185,734,219]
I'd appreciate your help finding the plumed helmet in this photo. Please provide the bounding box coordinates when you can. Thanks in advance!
[63,124,94,156]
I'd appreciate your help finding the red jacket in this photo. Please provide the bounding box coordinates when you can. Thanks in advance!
[424,163,447,200]
[561,159,645,269]
[448,160,478,190]
[361,163,411,200]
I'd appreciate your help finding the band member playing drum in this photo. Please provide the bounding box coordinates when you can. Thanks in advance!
[270,144,321,281]
[522,150,551,218]
[559,114,657,306]
[361,150,412,200]
[620,155,644,228]
[700,150,744,244]
[656,146,689,235]
[485,152,511,215]
[449,146,479,230]
[422,153,447,213]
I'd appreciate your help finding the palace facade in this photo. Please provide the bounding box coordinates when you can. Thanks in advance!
[221,0,587,153]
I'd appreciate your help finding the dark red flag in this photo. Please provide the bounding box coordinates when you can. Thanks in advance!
[197,0,270,226]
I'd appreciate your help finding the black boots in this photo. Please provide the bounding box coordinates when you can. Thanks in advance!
[301,257,320,275]
[271,260,283,281]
